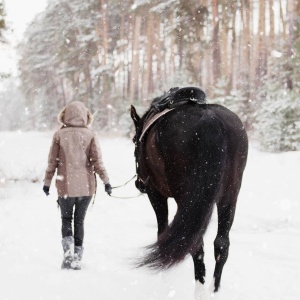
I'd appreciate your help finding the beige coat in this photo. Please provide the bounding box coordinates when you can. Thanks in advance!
[44,101,109,197]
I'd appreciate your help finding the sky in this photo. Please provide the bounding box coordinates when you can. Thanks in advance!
[0,0,47,74]
[5,0,47,40]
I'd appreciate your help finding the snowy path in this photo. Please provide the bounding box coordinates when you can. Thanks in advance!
[0,132,299,300]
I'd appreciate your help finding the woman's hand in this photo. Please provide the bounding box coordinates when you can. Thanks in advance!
[43,185,50,196]
[105,183,112,196]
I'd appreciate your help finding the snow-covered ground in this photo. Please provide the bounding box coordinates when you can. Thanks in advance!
[0,131,299,300]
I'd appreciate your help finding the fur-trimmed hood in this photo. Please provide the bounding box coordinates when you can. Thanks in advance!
[58,101,93,127]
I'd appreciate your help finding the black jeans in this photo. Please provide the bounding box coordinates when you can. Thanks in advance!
[58,196,92,246]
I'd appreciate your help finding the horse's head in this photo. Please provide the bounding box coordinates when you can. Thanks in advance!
[130,105,142,143]
[130,105,148,193]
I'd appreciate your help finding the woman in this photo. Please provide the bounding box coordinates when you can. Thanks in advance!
[43,101,112,270]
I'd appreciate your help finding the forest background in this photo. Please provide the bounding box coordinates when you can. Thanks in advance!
[0,0,300,152]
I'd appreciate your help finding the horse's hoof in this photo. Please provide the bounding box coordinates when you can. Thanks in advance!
[194,281,211,300]
[208,279,218,299]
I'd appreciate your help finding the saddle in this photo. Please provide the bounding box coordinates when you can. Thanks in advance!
[150,86,206,113]
[139,87,206,142]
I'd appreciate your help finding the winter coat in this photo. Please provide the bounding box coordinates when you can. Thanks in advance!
[44,101,109,197]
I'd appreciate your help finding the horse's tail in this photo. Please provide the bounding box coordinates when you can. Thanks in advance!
[138,113,228,270]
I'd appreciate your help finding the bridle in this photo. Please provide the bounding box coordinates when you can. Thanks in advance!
[133,128,150,194]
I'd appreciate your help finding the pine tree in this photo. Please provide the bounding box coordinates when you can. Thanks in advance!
[255,54,300,152]
[211,77,249,128]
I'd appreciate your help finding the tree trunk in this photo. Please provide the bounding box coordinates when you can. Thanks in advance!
[144,14,154,99]
[286,0,296,89]
[212,0,221,86]
[85,66,93,107]
[297,0,300,15]
[205,48,212,94]
[119,14,128,100]
[169,12,175,82]
[99,0,108,65]
[129,16,141,103]
[60,78,67,106]
[154,16,162,90]
[244,0,253,130]
[255,0,267,85]
[269,0,275,49]
[221,2,228,79]
[279,0,287,41]
[239,0,251,86]
[228,2,237,90]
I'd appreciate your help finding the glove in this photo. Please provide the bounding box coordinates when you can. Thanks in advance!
[43,185,50,196]
[105,183,112,196]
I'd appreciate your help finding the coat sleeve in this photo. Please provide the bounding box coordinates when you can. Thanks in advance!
[44,132,60,187]
[90,134,109,184]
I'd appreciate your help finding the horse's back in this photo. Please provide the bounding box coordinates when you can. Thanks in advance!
[156,103,248,154]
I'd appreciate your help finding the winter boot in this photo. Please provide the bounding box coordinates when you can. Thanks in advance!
[71,246,84,270]
[61,236,74,269]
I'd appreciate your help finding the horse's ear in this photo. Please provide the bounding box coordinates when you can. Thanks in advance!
[130,105,140,127]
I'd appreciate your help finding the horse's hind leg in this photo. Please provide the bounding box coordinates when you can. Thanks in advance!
[192,238,206,284]
[193,238,211,299]
[213,196,237,292]
[147,188,168,237]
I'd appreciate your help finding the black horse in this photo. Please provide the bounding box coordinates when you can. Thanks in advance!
[130,87,248,297]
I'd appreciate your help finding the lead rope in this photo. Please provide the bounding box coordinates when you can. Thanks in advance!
[111,174,137,190]
[109,193,144,199]
[109,174,144,199]
[91,174,143,202]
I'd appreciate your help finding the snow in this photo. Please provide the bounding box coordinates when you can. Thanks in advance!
[0,131,300,300]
